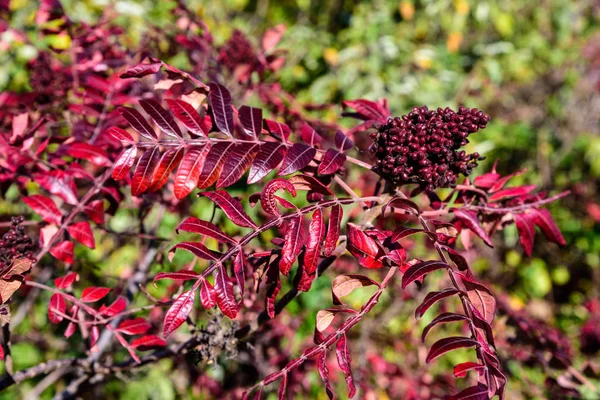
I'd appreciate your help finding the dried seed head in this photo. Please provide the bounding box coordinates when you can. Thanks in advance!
[370,106,489,190]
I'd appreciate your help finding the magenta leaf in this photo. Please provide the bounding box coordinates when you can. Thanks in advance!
[54,272,78,289]
[456,272,497,324]
[131,146,160,196]
[166,99,208,137]
[346,223,383,269]
[324,204,342,256]
[334,130,354,151]
[335,333,356,398]
[67,143,111,167]
[514,212,536,256]
[453,362,485,378]
[214,264,237,318]
[117,318,152,335]
[426,336,479,363]
[248,142,287,184]
[164,289,195,338]
[217,143,259,188]
[118,107,157,140]
[99,296,127,317]
[342,99,390,121]
[176,217,236,244]
[533,208,566,246]
[23,195,61,225]
[174,145,211,199]
[278,143,316,176]
[140,99,183,139]
[149,147,184,192]
[317,351,334,399]
[301,122,323,147]
[120,61,163,78]
[401,260,449,289]
[67,221,95,249]
[452,208,493,247]
[209,82,234,136]
[415,288,459,319]
[264,119,290,142]
[49,240,74,264]
[170,242,219,261]
[199,279,217,309]
[130,335,167,350]
[80,287,111,303]
[279,215,304,275]
[260,178,297,216]
[105,126,134,144]
[48,293,66,324]
[112,147,137,181]
[489,185,536,202]
[421,312,470,342]
[197,142,235,189]
[154,270,200,283]
[201,191,257,228]
[238,105,262,138]
[318,149,346,175]
[304,208,325,277]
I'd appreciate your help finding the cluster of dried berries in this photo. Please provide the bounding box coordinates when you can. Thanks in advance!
[0,216,35,269]
[370,105,489,190]
[218,30,260,74]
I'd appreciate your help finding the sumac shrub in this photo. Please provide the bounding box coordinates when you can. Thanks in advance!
[0,2,589,400]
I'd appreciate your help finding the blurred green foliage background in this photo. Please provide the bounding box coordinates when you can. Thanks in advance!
[2,0,600,398]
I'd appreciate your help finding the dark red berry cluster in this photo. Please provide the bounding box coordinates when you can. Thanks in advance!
[218,30,259,73]
[369,106,489,190]
[0,217,36,270]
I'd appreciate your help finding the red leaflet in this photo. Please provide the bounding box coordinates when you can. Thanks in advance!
[48,293,66,324]
[90,326,100,347]
[105,126,134,144]
[217,143,259,188]
[342,99,390,121]
[304,209,325,275]
[49,240,74,264]
[260,178,297,216]
[318,149,346,175]
[80,287,111,302]
[174,145,211,199]
[534,208,566,246]
[166,99,208,137]
[515,212,536,256]
[335,334,356,398]
[154,270,200,283]
[67,143,111,167]
[164,289,195,338]
[209,82,234,136]
[334,130,354,151]
[264,119,290,142]
[489,185,536,202]
[67,221,95,249]
[391,227,429,242]
[425,336,479,363]
[197,142,235,189]
[278,373,288,400]
[452,209,493,247]
[415,288,459,319]
[120,61,163,78]
[214,264,237,319]
[130,335,167,350]
[84,200,105,225]
[201,191,257,228]
[99,296,127,316]
[199,279,217,309]
[474,172,500,189]
[112,147,137,180]
[176,217,236,244]
[118,107,157,140]
[324,204,342,256]
[301,122,323,147]
[247,142,286,184]
[34,171,78,205]
[489,168,526,192]
[453,362,485,378]
[238,105,262,138]
[140,99,183,138]
[401,260,449,289]
[131,146,160,196]
[456,272,497,324]
[117,318,152,335]
[278,143,316,176]
[233,250,246,301]
[149,147,184,192]
[382,196,420,216]
[331,274,379,305]
[54,272,78,289]
[346,223,383,269]
[317,351,334,399]
[23,195,61,225]
[279,215,304,275]
[421,312,469,342]
[266,260,281,318]
[448,385,489,400]
[170,242,219,261]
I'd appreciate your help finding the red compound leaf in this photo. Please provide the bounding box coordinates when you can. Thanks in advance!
[260,178,296,216]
